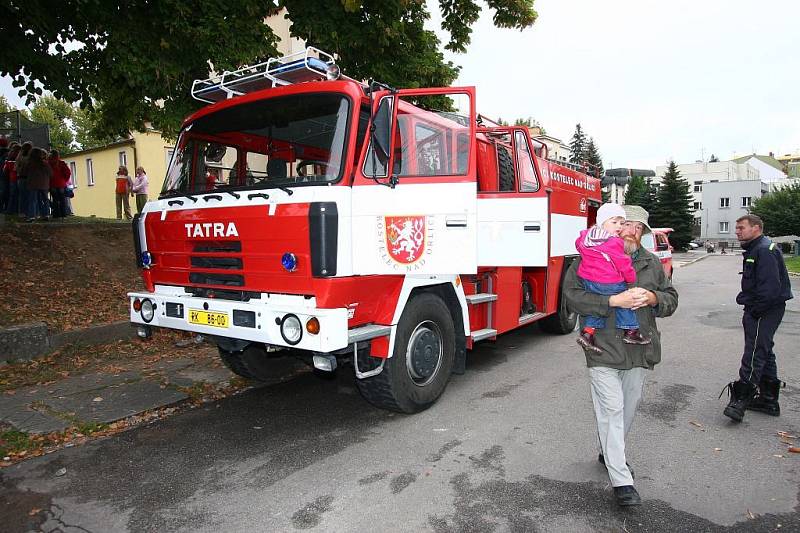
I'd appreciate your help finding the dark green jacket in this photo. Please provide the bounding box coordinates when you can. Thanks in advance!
[563,249,679,370]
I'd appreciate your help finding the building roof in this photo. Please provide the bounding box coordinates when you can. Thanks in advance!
[732,154,785,172]
[63,138,135,158]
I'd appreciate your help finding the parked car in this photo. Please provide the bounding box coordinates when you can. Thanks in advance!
[642,227,674,279]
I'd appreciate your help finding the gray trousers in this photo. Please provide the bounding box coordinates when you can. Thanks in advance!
[588,366,647,487]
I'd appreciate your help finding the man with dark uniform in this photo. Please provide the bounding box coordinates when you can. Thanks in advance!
[722,214,793,422]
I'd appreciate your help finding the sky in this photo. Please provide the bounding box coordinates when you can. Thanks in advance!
[3,0,799,171]
[428,0,800,169]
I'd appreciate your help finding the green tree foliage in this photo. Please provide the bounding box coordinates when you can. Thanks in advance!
[584,137,603,177]
[28,95,75,154]
[750,183,800,237]
[709,154,719,162]
[651,162,694,250]
[624,175,647,206]
[73,104,121,151]
[0,95,14,114]
[2,1,537,137]
[569,123,586,164]
[639,179,659,216]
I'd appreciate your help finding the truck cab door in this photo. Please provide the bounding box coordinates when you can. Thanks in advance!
[351,87,477,275]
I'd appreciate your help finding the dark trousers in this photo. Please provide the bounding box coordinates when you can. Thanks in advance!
[739,305,785,384]
[50,187,66,218]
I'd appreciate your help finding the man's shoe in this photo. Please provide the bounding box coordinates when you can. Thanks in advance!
[598,453,634,479]
[622,329,651,345]
[613,485,641,506]
[747,377,784,417]
[720,380,758,422]
[576,332,603,354]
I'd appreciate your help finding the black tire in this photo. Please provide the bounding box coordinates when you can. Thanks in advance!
[355,293,456,413]
[498,147,515,192]
[540,265,578,334]
[218,344,276,382]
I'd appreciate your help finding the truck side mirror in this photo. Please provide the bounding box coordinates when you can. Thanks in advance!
[372,97,393,163]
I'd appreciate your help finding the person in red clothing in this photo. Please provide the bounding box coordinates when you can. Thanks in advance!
[48,149,71,218]
[115,165,132,219]
[3,143,20,215]
[575,203,651,353]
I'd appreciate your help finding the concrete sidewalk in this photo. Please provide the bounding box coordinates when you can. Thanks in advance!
[1,351,233,435]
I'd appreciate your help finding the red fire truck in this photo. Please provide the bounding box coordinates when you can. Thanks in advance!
[129,48,602,413]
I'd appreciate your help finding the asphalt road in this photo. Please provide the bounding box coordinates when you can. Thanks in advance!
[2,254,799,532]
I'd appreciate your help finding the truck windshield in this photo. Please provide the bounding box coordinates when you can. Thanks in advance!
[161,93,349,196]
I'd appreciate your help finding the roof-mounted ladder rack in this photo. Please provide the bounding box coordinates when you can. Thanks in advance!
[191,47,337,104]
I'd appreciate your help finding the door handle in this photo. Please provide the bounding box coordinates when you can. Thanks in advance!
[524,221,541,232]
[446,215,468,228]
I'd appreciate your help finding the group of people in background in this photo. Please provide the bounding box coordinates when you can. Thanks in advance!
[0,137,150,221]
[115,165,149,220]
[0,137,73,221]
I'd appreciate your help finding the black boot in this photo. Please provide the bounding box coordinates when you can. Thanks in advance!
[747,377,784,416]
[720,380,758,422]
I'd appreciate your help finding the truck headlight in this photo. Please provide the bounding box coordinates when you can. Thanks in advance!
[280,314,302,345]
[141,299,155,323]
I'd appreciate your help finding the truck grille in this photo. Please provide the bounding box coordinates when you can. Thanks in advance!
[190,257,243,270]
[189,272,245,286]
[193,241,242,253]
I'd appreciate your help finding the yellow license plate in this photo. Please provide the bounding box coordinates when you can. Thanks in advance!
[188,309,229,328]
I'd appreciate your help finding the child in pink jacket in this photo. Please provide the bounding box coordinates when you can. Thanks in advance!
[575,203,650,353]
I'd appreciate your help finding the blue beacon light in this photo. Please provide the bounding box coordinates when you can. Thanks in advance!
[281,252,297,272]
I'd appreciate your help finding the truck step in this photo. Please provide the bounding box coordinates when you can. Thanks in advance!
[470,328,498,342]
[348,324,392,344]
[519,312,547,325]
[465,293,498,304]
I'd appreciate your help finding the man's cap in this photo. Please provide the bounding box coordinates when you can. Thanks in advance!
[596,203,627,228]
[622,205,652,234]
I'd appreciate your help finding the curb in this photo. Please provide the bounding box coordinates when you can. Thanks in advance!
[0,321,137,362]
[675,254,711,268]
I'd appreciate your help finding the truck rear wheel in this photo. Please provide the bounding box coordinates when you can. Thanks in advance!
[539,280,578,334]
[356,293,455,413]
[218,344,274,381]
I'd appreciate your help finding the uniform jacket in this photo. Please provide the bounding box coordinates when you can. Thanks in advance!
[564,248,679,370]
[575,227,636,284]
[736,235,793,316]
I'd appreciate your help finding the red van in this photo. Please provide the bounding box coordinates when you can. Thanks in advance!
[642,228,674,279]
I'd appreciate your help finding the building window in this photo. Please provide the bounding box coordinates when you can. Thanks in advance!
[119,151,127,168]
[693,201,700,210]
[87,159,95,186]
[694,217,702,227]
[720,197,730,208]
[693,181,702,192]
[719,221,729,233]
[69,161,77,188]
[741,196,752,207]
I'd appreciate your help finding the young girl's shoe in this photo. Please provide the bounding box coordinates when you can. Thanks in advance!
[623,329,651,345]
[577,331,603,353]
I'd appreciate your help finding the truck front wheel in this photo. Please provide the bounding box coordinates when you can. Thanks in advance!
[218,344,274,381]
[356,293,455,413]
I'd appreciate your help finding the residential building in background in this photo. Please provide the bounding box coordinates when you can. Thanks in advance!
[654,160,761,231]
[64,130,175,218]
[531,133,571,164]
[776,150,800,178]
[698,180,768,245]
[732,153,787,182]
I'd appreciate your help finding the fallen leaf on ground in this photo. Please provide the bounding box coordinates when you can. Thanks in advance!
[746,509,755,520]
[777,431,798,439]
[788,447,800,454]
[689,420,705,430]
[773,454,785,458]
[92,397,103,402]
[28,508,41,516]
[713,448,722,452]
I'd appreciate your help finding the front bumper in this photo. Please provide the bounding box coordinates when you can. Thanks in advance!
[128,287,350,353]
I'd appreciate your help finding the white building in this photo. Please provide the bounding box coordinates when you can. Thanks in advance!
[732,154,787,183]
[654,160,760,226]
[532,133,571,164]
